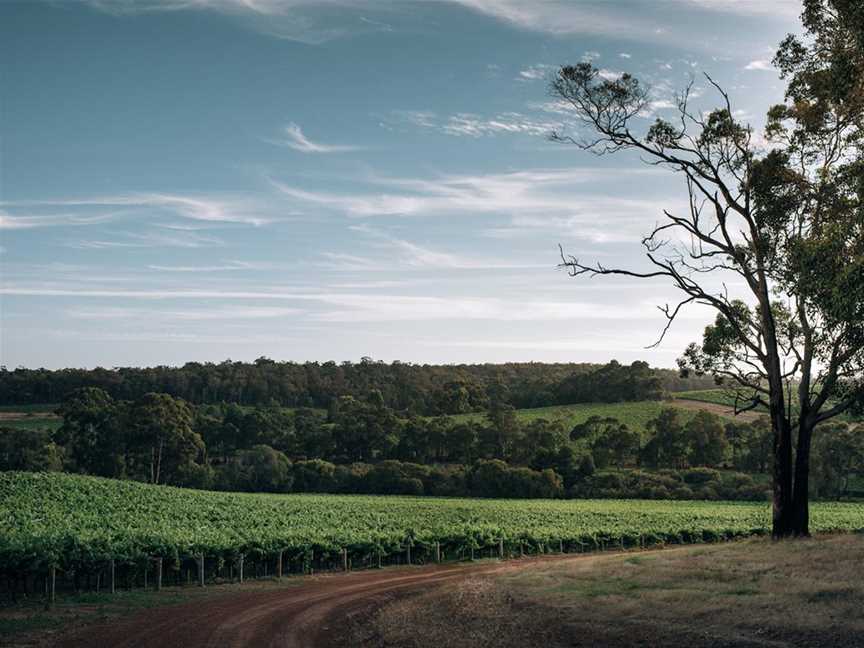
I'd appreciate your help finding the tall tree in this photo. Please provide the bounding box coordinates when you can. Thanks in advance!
[56,387,125,477]
[550,0,863,537]
[128,393,202,485]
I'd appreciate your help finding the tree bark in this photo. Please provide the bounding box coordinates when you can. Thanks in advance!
[791,421,814,536]
[767,374,795,539]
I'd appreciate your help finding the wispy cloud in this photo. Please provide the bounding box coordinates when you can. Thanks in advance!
[390,109,558,138]
[80,0,396,44]
[67,305,304,321]
[1,284,689,323]
[147,260,283,272]
[682,0,799,17]
[271,122,360,153]
[69,229,224,249]
[517,64,553,81]
[342,224,546,270]
[0,209,117,230]
[2,193,272,228]
[450,0,798,51]
[271,166,664,230]
[744,59,774,71]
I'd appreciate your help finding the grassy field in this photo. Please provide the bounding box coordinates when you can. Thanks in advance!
[674,389,744,407]
[0,403,58,414]
[358,534,864,648]
[676,389,863,425]
[447,400,708,433]
[0,402,61,433]
[0,416,62,432]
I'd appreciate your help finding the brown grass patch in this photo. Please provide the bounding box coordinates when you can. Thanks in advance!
[357,534,864,648]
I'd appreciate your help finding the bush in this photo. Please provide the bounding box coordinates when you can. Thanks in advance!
[683,467,721,485]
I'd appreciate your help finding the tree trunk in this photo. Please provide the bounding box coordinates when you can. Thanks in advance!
[769,382,795,538]
[791,421,814,536]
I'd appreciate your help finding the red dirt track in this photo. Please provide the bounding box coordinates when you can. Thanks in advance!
[57,557,566,648]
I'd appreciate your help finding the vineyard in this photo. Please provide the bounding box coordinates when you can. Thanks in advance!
[3,471,864,600]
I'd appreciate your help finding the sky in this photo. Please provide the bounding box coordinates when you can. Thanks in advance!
[0,0,802,370]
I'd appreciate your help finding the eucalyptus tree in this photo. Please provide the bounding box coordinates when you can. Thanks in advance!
[550,0,863,536]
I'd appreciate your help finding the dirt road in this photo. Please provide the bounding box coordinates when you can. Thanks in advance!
[57,557,571,648]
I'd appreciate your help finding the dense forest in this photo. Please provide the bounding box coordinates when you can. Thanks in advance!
[3,359,860,502]
[0,358,715,411]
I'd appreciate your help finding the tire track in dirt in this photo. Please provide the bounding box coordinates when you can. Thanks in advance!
[55,554,602,648]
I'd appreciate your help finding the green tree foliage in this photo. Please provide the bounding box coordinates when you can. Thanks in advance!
[727,417,773,474]
[590,423,640,469]
[220,444,294,493]
[55,387,125,477]
[483,399,520,459]
[557,360,663,403]
[684,411,730,467]
[570,415,620,443]
[0,426,62,472]
[331,391,401,462]
[0,359,699,411]
[127,393,203,485]
[640,408,689,470]
[469,459,563,499]
[812,422,864,498]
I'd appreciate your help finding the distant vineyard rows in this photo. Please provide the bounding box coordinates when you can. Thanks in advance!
[3,472,863,574]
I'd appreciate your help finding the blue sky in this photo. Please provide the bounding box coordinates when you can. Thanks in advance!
[1,0,801,369]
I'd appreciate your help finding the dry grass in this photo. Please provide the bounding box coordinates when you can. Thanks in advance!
[363,534,864,648]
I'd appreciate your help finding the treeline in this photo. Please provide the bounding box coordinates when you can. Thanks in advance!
[0,358,714,413]
[3,384,861,500]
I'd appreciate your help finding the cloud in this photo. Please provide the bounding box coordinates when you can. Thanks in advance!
[1,193,272,228]
[451,0,797,45]
[271,166,664,229]
[0,287,312,299]
[80,0,397,44]
[682,0,799,17]
[1,283,689,323]
[342,224,546,271]
[67,305,303,321]
[517,64,553,81]
[597,68,624,81]
[744,59,774,71]
[390,110,558,138]
[308,294,686,323]
[0,208,117,230]
[271,122,360,153]
[68,229,225,249]
[146,260,295,272]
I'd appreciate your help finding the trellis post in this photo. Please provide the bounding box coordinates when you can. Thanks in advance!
[109,559,115,594]
[156,557,162,591]
[198,554,205,587]
[341,548,348,572]
[276,550,283,579]
[498,539,504,559]
[238,555,244,583]
[435,542,441,563]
